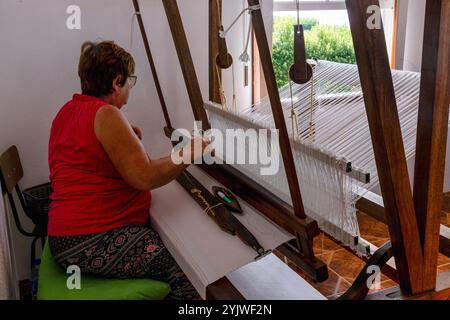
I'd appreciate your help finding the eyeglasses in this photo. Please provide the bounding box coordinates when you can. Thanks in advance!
[128,75,137,88]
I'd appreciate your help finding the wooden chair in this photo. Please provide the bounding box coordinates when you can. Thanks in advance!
[0,145,48,269]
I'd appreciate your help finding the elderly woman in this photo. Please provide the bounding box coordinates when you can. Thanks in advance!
[48,41,207,300]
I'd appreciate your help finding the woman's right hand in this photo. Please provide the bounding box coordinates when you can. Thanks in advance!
[184,136,213,164]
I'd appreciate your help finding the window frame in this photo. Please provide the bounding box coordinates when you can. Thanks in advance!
[273,1,347,12]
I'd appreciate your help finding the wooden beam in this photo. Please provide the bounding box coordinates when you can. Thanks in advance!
[162,0,210,129]
[356,191,450,258]
[132,0,173,130]
[345,0,423,294]
[247,0,325,276]
[209,0,222,103]
[338,242,393,300]
[206,277,244,300]
[413,0,450,292]
[247,0,306,221]
[366,271,450,300]
[440,233,450,257]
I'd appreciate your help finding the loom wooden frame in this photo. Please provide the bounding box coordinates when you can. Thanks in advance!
[207,0,450,299]
[133,0,449,299]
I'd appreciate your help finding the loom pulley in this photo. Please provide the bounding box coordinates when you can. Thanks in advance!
[216,25,234,69]
[216,4,260,69]
[289,0,313,84]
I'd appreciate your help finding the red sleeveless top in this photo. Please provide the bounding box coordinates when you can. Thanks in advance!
[48,94,151,236]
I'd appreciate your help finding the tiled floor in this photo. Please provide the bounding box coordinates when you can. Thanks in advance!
[276,194,450,299]
[276,219,396,299]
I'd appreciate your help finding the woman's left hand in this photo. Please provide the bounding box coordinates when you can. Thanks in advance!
[132,125,143,140]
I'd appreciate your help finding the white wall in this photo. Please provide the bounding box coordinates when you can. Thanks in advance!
[394,0,409,70]
[221,0,253,111]
[217,0,273,109]
[0,0,256,283]
[401,0,426,72]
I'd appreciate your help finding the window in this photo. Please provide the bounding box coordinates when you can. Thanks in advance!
[269,0,396,88]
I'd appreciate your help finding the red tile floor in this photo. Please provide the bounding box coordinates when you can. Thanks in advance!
[275,194,450,299]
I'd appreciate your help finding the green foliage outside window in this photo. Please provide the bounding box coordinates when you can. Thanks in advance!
[272,16,356,88]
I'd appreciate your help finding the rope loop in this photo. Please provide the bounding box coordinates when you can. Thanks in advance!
[219,5,261,39]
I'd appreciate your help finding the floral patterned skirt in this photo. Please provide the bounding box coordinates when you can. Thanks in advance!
[48,225,199,300]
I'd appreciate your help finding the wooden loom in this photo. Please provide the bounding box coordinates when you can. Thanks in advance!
[133,0,450,299]
[135,0,328,282]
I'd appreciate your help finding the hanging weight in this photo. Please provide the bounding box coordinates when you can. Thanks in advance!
[289,24,312,84]
[216,26,233,69]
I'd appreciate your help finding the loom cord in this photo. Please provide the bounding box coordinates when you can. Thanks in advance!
[219,4,260,39]
[215,63,228,110]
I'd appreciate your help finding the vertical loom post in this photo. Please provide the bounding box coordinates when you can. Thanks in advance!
[247,0,307,220]
[162,0,210,130]
[209,0,222,103]
[247,0,325,276]
[413,0,450,292]
[346,0,423,294]
[132,0,173,131]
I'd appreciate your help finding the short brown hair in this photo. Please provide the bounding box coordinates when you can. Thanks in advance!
[78,41,135,97]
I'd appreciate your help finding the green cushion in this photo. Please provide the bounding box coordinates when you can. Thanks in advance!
[37,242,170,300]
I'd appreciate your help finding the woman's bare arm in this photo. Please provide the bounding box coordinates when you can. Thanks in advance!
[94,105,203,191]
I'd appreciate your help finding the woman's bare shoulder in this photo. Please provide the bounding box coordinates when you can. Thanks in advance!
[96,104,123,118]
